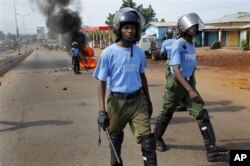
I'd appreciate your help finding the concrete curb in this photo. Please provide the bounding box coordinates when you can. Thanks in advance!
[0,50,33,77]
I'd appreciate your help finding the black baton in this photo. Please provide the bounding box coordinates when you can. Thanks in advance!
[105,128,121,164]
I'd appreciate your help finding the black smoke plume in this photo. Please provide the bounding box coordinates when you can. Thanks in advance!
[30,0,86,49]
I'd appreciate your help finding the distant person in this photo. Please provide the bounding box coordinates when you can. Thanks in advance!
[154,13,229,162]
[70,42,81,74]
[160,28,175,59]
[93,7,157,166]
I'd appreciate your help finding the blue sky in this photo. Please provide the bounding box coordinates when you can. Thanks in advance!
[1,0,250,34]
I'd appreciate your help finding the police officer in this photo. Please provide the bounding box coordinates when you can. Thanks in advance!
[160,28,176,59]
[70,41,81,74]
[161,29,187,112]
[93,7,157,166]
[154,13,229,162]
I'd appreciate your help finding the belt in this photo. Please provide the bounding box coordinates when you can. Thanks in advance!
[110,89,142,99]
[169,74,193,82]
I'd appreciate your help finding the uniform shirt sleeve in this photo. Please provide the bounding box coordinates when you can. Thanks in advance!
[160,41,166,53]
[169,40,182,65]
[93,50,109,81]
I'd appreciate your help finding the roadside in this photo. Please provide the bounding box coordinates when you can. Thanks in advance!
[196,47,250,73]
[0,46,33,77]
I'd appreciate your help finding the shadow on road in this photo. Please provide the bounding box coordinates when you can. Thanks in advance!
[205,100,247,113]
[220,138,250,150]
[16,59,70,70]
[0,120,73,132]
[150,116,194,125]
[205,100,233,106]
[150,99,246,125]
[164,144,229,165]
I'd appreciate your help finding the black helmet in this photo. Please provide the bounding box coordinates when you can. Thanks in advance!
[177,13,204,37]
[113,7,145,42]
[165,28,175,39]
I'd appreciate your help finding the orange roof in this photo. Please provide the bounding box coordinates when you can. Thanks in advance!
[81,26,112,32]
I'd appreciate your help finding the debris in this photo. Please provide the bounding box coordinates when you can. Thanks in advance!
[62,87,68,91]
[210,41,221,49]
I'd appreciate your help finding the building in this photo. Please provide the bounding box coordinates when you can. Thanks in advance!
[204,12,250,48]
[144,13,250,49]
[81,26,113,48]
[143,21,203,46]
[144,22,177,40]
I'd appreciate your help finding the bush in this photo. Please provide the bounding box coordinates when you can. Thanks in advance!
[241,39,248,51]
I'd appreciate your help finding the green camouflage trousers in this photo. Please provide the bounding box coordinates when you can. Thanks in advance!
[158,73,205,119]
[107,93,151,140]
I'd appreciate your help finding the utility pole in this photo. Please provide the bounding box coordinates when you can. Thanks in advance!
[14,0,21,55]
[16,13,30,36]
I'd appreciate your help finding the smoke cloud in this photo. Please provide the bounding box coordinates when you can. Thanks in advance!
[47,8,81,34]
[30,0,86,49]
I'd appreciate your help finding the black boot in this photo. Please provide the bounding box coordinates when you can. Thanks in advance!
[141,133,157,166]
[206,144,229,162]
[110,132,124,166]
[197,110,229,162]
[154,114,173,152]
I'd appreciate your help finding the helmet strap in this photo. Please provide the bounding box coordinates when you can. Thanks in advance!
[130,45,133,57]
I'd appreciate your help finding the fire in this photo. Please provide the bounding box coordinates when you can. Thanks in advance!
[79,46,97,69]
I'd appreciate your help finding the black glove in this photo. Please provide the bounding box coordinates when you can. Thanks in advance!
[97,111,109,130]
[147,102,153,118]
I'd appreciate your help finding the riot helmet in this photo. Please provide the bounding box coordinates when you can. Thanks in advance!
[177,13,204,37]
[165,28,175,39]
[113,7,145,42]
[72,41,78,47]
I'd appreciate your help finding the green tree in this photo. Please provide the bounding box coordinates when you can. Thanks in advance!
[105,13,115,27]
[0,31,6,40]
[160,18,165,22]
[138,4,156,24]
[105,0,156,27]
[121,0,137,8]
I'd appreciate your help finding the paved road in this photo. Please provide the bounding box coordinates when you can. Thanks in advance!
[0,46,249,166]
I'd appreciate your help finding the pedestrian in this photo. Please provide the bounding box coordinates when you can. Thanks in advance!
[70,41,81,74]
[154,13,229,162]
[161,29,187,112]
[93,7,157,166]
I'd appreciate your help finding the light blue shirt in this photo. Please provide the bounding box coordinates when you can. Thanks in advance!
[161,39,176,59]
[71,47,79,57]
[93,43,147,93]
[169,38,196,78]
